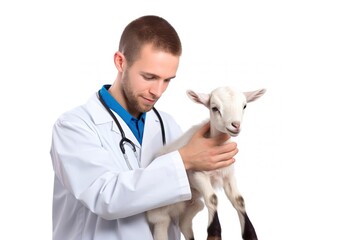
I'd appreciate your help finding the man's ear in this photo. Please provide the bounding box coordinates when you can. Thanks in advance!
[114,51,126,72]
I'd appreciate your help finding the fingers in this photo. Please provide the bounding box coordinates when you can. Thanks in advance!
[182,123,239,171]
[214,142,237,155]
[216,147,238,165]
[213,157,236,170]
[211,143,238,166]
[197,142,238,171]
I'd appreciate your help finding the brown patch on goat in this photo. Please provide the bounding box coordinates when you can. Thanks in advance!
[210,194,218,206]
[236,195,245,209]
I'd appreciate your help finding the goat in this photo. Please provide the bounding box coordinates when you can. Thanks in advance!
[147,86,266,240]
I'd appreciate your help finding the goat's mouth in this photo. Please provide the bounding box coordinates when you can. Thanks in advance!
[226,128,240,136]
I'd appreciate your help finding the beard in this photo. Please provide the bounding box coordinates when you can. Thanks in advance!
[121,72,155,116]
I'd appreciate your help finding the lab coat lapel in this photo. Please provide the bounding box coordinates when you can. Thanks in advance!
[141,110,164,167]
[88,93,141,148]
[89,93,161,168]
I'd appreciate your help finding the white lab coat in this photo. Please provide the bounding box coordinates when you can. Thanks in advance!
[50,93,191,240]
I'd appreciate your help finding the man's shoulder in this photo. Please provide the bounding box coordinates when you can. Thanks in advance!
[56,93,99,124]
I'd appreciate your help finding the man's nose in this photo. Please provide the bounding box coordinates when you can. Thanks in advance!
[150,81,165,97]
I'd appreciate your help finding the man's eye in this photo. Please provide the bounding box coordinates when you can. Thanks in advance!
[143,76,154,80]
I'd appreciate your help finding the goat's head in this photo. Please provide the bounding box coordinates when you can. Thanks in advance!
[187,86,266,137]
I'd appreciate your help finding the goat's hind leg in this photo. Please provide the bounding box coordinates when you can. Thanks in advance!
[179,195,204,240]
[223,176,258,240]
[190,172,218,227]
[147,207,172,240]
[151,215,171,240]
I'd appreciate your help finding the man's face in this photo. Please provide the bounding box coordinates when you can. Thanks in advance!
[122,44,180,117]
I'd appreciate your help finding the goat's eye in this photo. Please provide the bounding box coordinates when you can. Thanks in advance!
[243,104,247,109]
[211,107,219,112]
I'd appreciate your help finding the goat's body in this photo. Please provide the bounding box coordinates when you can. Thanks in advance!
[147,123,205,240]
[147,123,245,240]
[204,166,234,188]
[147,86,265,240]
[187,128,248,238]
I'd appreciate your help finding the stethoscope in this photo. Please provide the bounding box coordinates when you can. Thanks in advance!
[97,90,166,170]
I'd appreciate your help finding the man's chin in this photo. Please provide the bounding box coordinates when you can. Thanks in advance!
[141,105,155,113]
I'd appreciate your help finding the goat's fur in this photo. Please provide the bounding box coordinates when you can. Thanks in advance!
[147,86,266,240]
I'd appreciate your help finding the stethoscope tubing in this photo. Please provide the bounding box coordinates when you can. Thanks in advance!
[97,90,166,169]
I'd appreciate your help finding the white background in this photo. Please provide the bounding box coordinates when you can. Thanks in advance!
[1,0,359,239]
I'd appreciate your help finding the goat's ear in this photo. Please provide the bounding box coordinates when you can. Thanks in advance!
[186,90,211,107]
[244,88,266,103]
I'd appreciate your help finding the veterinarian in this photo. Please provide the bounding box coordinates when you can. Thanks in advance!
[50,15,238,240]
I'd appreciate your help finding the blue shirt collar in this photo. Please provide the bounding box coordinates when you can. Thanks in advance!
[99,85,146,144]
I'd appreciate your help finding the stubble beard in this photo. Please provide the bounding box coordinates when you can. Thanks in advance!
[122,74,154,116]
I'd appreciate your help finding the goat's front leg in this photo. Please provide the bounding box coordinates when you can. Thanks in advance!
[207,211,222,240]
[223,174,257,240]
[189,172,218,226]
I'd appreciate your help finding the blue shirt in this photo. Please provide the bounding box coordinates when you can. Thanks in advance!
[99,85,146,144]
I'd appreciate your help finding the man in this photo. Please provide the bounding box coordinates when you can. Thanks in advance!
[50,15,238,240]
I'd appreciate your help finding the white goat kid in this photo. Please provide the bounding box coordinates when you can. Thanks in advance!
[147,86,266,240]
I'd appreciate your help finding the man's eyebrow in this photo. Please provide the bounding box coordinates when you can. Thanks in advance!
[140,71,160,78]
[166,75,176,80]
[140,71,176,80]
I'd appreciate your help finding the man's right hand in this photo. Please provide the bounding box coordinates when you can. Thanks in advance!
[179,122,238,171]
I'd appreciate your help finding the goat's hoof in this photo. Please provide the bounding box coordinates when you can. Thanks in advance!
[207,237,221,240]
[242,212,258,240]
[207,211,221,239]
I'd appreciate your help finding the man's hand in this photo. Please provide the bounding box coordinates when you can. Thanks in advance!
[179,122,238,171]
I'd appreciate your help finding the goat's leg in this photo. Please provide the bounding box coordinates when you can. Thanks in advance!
[223,176,258,240]
[147,207,172,240]
[223,176,246,229]
[189,172,218,226]
[151,215,171,240]
[207,211,222,240]
[241,212,258,240]
[179,195,204,240]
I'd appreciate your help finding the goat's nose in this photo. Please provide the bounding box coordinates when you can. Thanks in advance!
[232,121,240,129]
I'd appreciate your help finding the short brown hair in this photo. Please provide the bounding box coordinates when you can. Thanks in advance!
[119,15,182,66]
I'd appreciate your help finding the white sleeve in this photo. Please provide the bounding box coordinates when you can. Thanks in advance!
[51,111,190,220]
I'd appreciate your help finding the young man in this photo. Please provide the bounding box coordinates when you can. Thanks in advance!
[50,15,238,240]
